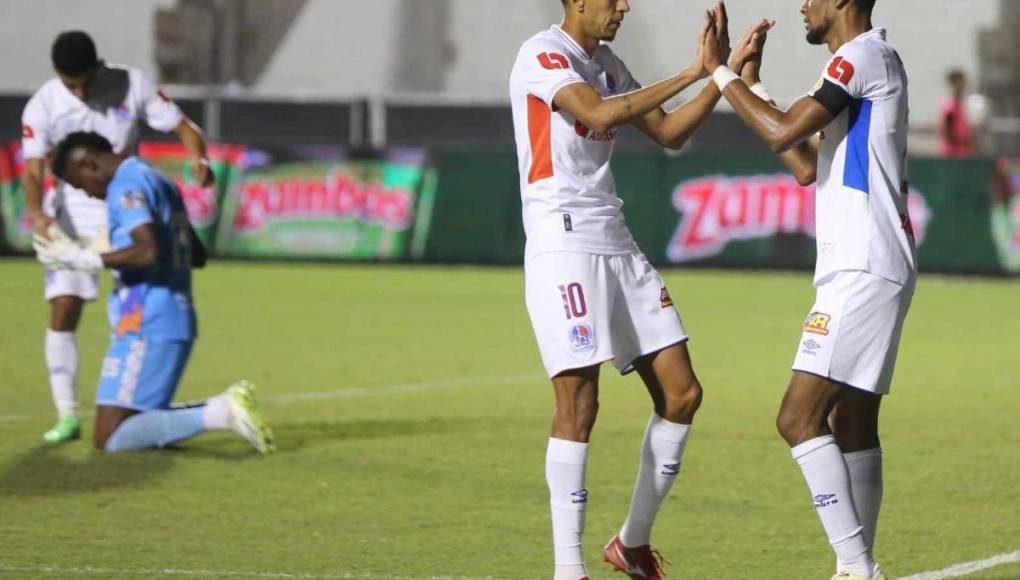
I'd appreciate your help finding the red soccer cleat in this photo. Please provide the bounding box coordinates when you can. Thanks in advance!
[603,533,667,579]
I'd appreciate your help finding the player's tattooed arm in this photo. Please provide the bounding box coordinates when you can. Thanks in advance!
[553,68,704,134]
[101,223,159,270]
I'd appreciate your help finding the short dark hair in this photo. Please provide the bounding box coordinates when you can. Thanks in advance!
[51,31,99,76]
[52,132,113,180]
[947,69,966,83]
[857,0,876,14]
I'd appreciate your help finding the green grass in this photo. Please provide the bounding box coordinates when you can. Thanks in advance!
[0,258,1017,579]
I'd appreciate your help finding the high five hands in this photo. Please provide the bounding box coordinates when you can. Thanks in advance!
[696,0,774,79]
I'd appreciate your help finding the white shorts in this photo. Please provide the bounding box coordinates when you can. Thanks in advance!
[792,270,914,395]
[525,251,688,378]
[44,269,100,302]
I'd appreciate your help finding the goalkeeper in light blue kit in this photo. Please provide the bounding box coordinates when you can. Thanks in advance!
[34,131,274,453]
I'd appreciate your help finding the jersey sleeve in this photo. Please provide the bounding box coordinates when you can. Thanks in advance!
[109,185,154,235]
[514,39,586,107]
[135,70,184,132]
[808,41,882,116]
[21,94,51,160]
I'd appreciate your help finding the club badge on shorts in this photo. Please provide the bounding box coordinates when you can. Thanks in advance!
[660,287,674,308]
[803,312,832,336]
[568,322,596,352]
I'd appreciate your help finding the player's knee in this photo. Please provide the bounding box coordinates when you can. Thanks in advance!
[776,406,811,447]
[553,396,599,440]
[661,379,702,421]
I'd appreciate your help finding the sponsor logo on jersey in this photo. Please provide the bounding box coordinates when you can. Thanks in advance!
[665,175,932,263]
[537,52,570,71]
[568,322,596,352]
[813,493,839,508]
[571,488,589,504]
[827,56,855,85]
[120,191,146,209]
[114,103,132,122]
[21,124,34,139]
[574,120,616,142]
[803,312,832,336]
[660,287,674,308]
[661,462,681,476]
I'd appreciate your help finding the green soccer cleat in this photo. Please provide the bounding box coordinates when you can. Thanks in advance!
[42,416,81,444]
[227,380,275,454]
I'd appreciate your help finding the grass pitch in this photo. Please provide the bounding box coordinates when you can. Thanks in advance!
[0,258,1017,579]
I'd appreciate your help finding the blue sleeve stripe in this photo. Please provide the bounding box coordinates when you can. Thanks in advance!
[843,99,872,194]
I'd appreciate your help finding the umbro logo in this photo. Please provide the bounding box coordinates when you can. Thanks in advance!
[571,488,589,504]
[803,339,821,350]
[660,462,680,476]
[813,493,839,508]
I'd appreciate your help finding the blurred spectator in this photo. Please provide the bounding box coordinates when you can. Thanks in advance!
[939,69,975,158]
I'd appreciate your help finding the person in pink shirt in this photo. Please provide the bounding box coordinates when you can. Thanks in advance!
[939,69,974,158]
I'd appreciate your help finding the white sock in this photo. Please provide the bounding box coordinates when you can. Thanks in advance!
[546,438,590,578]
[844,448,883,550]
[620,414,691,547]
[202,392,233,430]
[45,329,78,419]
[792,435,876,577]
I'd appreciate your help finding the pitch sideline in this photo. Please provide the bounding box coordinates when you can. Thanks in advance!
[895,549,1020,580]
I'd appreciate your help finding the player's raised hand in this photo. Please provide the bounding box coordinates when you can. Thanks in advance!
[687,10,715,79]
[191,157,215,187]
[700,7,728,72]
[729,18,774,78]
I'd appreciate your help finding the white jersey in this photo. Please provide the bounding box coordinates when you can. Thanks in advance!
[510,26,642,258]
[810,28,917,285]
[21,64,183,239]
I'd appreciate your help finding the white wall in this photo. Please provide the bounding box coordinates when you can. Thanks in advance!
[0,0,1002,126]
[0,0,170,93]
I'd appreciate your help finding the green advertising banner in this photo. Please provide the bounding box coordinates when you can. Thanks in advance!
[426,151,1013,276]
[214,147,436,260]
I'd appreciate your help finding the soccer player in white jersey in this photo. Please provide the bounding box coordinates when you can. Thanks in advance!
[510,2,769,578]
[701,1,915,578]
[21,31,213,444]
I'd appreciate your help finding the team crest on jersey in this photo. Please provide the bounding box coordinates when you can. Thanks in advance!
[120,191,146,209]
[803,312,832,336]
[660,287,674,308]
[568,323,596,352]
[114,103,132,122]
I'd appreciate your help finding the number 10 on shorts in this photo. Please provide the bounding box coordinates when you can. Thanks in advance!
[558,283,588,319]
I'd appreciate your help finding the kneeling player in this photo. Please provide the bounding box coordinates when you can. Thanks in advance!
[35,132,274,454]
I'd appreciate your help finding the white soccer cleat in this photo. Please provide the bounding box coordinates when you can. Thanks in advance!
[226,380,275,454]
[831,569,887,580]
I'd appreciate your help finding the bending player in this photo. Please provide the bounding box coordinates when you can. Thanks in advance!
[34,132,274,455]
[701,1,915,578]
[510,2,769,578]
[21,30,213,443]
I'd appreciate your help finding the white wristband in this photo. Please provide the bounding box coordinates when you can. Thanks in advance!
[749,82,773,103]
[712,66,740,91]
